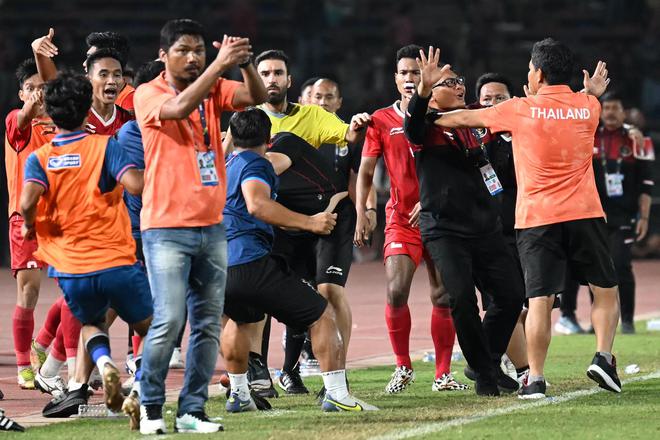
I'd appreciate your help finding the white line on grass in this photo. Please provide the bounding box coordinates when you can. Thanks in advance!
[370,370,660,440]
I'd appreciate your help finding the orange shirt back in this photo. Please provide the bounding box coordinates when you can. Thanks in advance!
[4,109,54,217]
[32,135,136,273]
[134,72,241,230]
[480,85,604,229]
[116,83,135,112]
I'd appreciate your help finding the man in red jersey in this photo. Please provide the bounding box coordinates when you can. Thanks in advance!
[354,45,467,394]
[4,58,53,390]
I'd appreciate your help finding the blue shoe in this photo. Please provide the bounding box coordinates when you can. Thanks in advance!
[321,393,378,412]
[554,315,585,335]
[226,392,257,413]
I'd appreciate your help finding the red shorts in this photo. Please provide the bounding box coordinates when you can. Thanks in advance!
[9,214,44,277]
[383,222,430,266]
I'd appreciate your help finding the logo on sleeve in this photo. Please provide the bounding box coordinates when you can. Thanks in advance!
[389,127,404,136]
[47,154,81,169]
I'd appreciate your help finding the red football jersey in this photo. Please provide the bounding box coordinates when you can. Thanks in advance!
[86,105,134,136]
[363,101,419,227]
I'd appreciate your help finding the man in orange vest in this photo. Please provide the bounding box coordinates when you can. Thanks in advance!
[20,71,152,425]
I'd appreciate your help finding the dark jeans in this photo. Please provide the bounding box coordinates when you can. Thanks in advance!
[424,232,524,380]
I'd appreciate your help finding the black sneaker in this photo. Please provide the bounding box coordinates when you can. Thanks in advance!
[587,353,622,393]
[0,409,24,432]
[277,367,309,394]
[43,384,89,418]
[463,365,476,382]
[621,322,635,334]
[250,390,272,411]
[475,377,500,397]
[497,369,520,393]
[247,356,279,398]
[518,380,546,400]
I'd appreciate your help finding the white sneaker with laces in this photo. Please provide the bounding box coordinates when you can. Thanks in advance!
[35,372,67,397]
[169,347,185,369]
[175,412,223,433]
[432,373,470,391]
[385,365,415,394]
[139,405,166,435]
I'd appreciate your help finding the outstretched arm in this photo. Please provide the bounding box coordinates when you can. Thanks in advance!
[31,28,58,82]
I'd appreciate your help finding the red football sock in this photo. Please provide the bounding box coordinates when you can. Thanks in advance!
[61,303,82,358]
[13,305,34,367]
[35,296,64,349]
[51,326,66,362]
[385,304,412,369]
[431,306,455,378]
[132,336,142,355]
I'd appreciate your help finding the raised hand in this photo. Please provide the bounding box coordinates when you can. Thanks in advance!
[583,60,610,98]
[308,212,337,235]
[408,202,421,228]
[416,46,451,97]
[211,35,252,72]
[31,28,58,58]
[349,112,371,132]
[24,89,44,119]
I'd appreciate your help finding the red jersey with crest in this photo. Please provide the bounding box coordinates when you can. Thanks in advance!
[363,101,419,227]
[86,104,134,135]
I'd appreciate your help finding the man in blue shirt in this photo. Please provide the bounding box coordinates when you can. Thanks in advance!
[221,108,377,413]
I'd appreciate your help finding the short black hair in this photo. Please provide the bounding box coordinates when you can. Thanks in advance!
[255,50,290,74]
[85,48,123,74]
[314,78,341,98]
[530,38,574,85]
[600,90,624,106]
[300,76,320,92]
[44,71,92,131]
[134,61,164,87]
[160,19,206,52]
[85,31,129,66]
[16,58,39,87]
[229,108,272,148]
[475,72,513,101]
[396,44,422,65]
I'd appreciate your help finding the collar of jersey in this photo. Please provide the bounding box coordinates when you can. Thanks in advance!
[260,102,297,118]
[536,84,573,95]
[52,130,88,147]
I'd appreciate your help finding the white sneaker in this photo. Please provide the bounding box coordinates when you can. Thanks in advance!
[432,373,470,391]
[385,365,415,394]
[169,347,185,369]
[500,354,517,380]
[175,412,223,433]
[35,372,67,397]
[140,405,166,435]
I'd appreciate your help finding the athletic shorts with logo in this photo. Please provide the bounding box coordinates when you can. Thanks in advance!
[56,263,153,325]
[272,199,355,287]
[516,217,618,298]
[383,221,432,267]
[8,214,45,277]
[224,254,328,331]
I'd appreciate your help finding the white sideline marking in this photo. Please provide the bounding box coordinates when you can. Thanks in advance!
[370,370,660,440]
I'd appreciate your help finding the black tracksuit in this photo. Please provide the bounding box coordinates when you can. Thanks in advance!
[404,93,524,382]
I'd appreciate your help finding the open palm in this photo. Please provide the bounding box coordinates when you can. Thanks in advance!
[416,46,452,95]
[583,60,610,98]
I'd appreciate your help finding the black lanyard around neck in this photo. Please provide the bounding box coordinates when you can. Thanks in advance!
[170,83,211,152]
[598,127,624,174]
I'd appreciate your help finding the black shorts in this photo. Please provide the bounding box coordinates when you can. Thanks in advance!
[224,255,328,330]
[272,199,355,287]
[516,217,618,298]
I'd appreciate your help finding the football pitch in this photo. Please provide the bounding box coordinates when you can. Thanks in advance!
[13,320,660,439]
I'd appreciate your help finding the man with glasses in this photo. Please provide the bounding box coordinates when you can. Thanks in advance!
[404,48,524,397]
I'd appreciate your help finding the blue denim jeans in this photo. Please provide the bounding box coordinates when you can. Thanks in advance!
[140,223,226,414]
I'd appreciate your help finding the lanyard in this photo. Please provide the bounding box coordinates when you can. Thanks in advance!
[468,128,490,163]
[598,127,623,174]
[170,83,212,152]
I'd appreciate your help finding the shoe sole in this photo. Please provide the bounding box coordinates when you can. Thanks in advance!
[121,397,140,430]
[103,365,125,412]
[586,365,621,393]
[43,395,88,418]
[518,392,546,400]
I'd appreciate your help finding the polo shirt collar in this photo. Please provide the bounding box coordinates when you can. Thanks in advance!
[536,85,573,95]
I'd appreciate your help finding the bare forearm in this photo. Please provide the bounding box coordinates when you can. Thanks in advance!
[34,54,57,82]
[162,62,225,120]
[250,198,312,231]
[639,193,651,219]
[16,106,38,130]
[367,185,377,210]
[238,64,267,105]
[356,166,375,213]
[433,108,487,128]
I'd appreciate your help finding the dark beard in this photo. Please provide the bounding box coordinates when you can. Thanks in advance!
[267,90,286,105]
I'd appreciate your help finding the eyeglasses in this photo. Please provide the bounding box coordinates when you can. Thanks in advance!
[432,76,465,89]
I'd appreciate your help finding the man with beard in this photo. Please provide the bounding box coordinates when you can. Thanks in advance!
[404,47,524,397]
[355,45,468,394]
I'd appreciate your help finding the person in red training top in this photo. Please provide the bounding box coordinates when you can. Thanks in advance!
[4,58,54,390]
[355,45,467,394]
[31,29,133,135]
[427,38,620,399]
[21,71,153,426]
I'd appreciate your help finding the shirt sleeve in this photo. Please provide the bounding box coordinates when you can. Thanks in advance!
[478,98,519,133]
[269,133,307,163]
[313,106,349,147]
[5,110,31,152]
[636,158,655,196]
[213,78,243,112]
[241,158,276,193]
[23,153,49,190]
[115,121,145,169]
[104,137,138,182]
[134,83,173,129]
[362,119,383,158]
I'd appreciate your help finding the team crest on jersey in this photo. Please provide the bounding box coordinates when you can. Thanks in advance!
[389,127,404,136]
[337,146,349,157]
[474,128,488,139]
[47,154,81,169]
[619,145,633,158]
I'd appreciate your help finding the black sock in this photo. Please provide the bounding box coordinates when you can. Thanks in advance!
[260,316,271,365]
[282,326,306,372]
[516,366,529,375]
[127,326,134,355]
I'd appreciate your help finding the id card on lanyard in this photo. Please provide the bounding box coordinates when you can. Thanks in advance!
[599,128,624,198]
[469,129,503,196]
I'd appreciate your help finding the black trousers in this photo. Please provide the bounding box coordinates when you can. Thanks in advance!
[424,232,524,379]
[560,225,633,323]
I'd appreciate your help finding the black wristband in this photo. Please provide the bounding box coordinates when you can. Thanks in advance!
[238,59,252,69]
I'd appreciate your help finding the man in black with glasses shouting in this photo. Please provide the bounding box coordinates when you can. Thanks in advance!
[404,47,524,397]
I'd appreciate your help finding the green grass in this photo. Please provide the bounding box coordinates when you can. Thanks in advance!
[12,321,660,439]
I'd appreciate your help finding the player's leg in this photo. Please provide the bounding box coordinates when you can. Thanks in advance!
[609,226,635,333]
[33,296,65,372]
[14,269,41,389]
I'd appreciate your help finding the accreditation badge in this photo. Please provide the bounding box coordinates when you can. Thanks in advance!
[480,163,503,196]
[197,151,219,186]
[605,172,624,197]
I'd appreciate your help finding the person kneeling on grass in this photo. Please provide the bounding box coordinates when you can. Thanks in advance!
[19,71,152,423]
[221,108,378,412]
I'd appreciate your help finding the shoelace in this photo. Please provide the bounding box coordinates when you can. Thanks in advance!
[284,371,305,388]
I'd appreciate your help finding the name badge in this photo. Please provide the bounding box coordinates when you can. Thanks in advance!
[197,151,219,186]
[480,163,503,196]
[605,173,624,197]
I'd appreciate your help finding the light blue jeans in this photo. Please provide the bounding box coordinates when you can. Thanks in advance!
[140,223,226,414]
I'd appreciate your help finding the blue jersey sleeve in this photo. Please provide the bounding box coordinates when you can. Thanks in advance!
[115,121,145,169]
[99,137,138,193]
[23,153,49,190]
[241,157,277,194]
